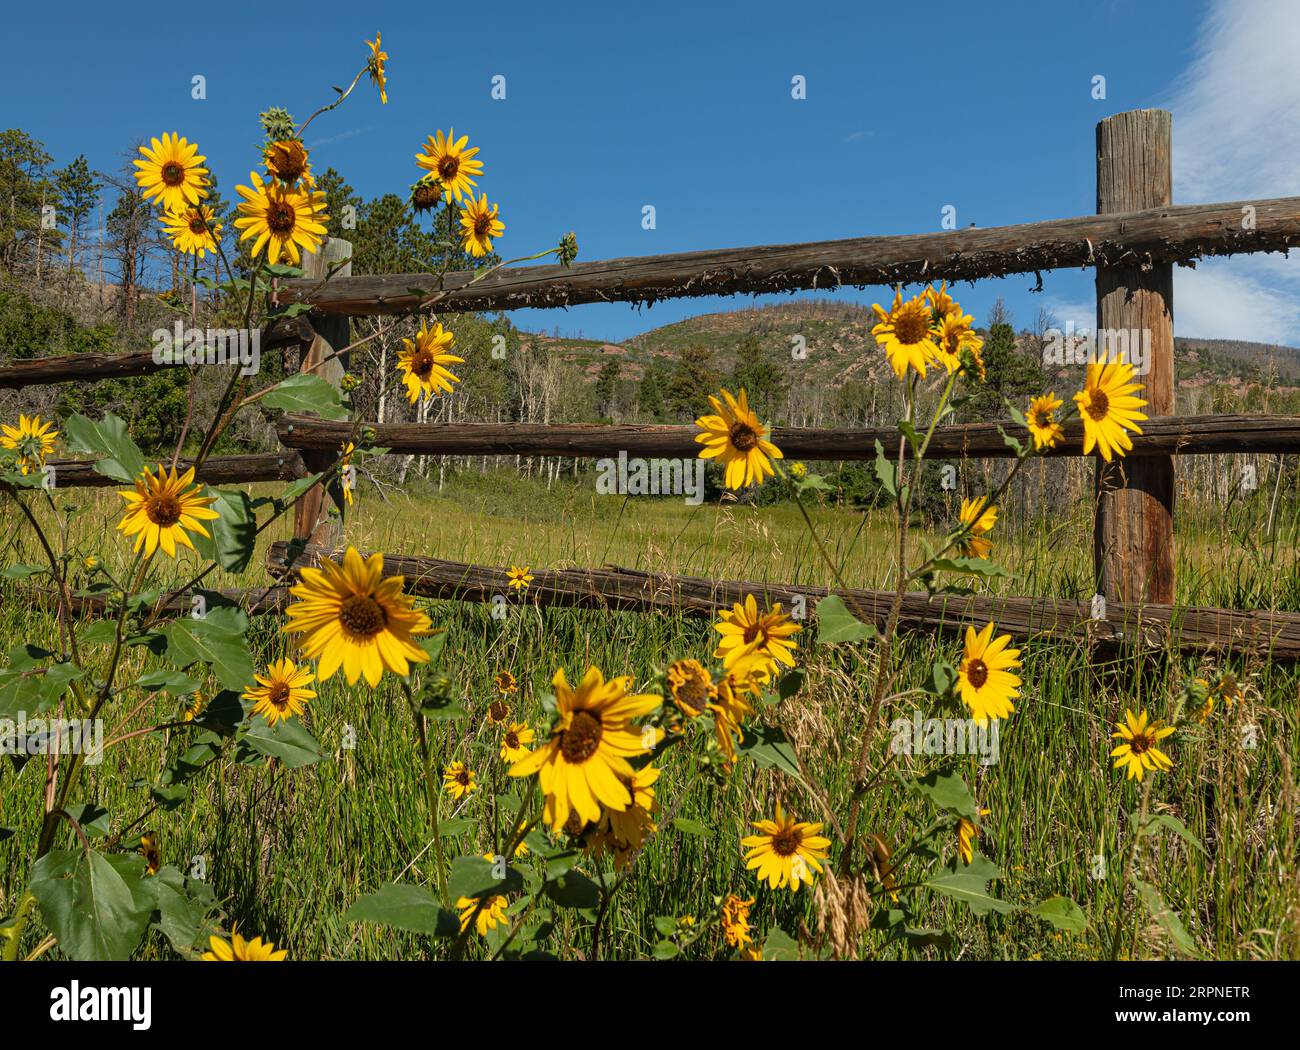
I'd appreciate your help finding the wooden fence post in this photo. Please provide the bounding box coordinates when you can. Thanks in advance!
[291,236,352,545]
[1093,110,1176,605]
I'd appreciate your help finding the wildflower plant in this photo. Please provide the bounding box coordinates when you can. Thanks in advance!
[0,32,577,964]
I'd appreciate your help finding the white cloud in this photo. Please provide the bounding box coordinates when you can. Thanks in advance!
[1165,0,1300,346]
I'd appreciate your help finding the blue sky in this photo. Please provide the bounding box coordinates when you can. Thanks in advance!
[4,0,1295,345]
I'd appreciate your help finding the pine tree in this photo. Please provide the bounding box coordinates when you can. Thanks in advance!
[54,155,99,273]
[732,333,786,417]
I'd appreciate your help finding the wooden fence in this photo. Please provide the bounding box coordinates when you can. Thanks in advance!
[5,108,1300,660]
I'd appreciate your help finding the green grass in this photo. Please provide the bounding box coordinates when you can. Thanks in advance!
[2,472,1298,960]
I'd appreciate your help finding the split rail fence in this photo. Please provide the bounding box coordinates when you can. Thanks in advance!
[6,109,1300,661]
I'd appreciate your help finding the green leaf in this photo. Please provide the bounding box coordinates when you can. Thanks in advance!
[815,594,877,643]
[1132,878,1199,957]
[278,472,326,506]
[63,803,111,838]
[343,883,459,937]
[262,374,348,420]
[544,869,600,910]
[148,865,218,953]
[1026,895,1088,933]
[192,489,257,573]
[652,940,680,960]
[762,927,800,960]
[6,643,53,670]
[737,723,801,778]
[873,439,898,498]
[1137,813,1208,856]
[135,669,201,696]
[420,693,467,721]
[63,412,146,483]
[240,718,324,768]
[164,615,254,692]
[1,563,46,580]
[449,854,523,901]
[0,662,85,718]
[924,856,1015,916]
[777,668,804,700]
[672,818,709,836]
[30,849,154,961]
[418,631,447,662]
[912,770,978,819]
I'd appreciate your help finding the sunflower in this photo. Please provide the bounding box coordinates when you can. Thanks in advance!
[872,289,939,379]
[500,722,536,763]
[712,593,801,672]
[788,461,808,480]
[925,280,958,320]
[694,387,783,490]
[1026,393,1065,450]
[159,204,221,259]
[458,193,504,258]
[415,129,483,203]
[508,666,661,832]
[667,659,716,717]
[1210,673,1242,707]
[443,761,477,799]
[486,698,510,726]
[506,566,533,591]
[116,464,219,558]
[397,322,463,403]
[456,893,508,936]
[590,764,660,869]
[1192,681,1214,724]
[934,311,983,376]
[364,33,388,104]
[139,833,161,876]
[134,134,208,213]
[957,497,997,559]
[282,547,433,686]
[263,139,314,188]
[956,621,1021,726]
[234,171,329,265]
[707,663,765,766]
[1073,356,1148,462]
[244,658,316,727]
[339,441,355,506]
[720,893,755,948]
[1110,708,1175,781]
[201,933,287,961]
[956,807,990,865]
[741,804,830,892]
[1,413,58,476]
[494,670,518,695]
[180,691,207,723]
[870,833,900,902]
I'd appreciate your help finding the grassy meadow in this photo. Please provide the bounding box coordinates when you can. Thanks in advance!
[2,466,1299,961]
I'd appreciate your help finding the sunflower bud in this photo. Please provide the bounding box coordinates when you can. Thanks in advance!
[259,107,298,144]
[83,556,100,571]
[558,231,578,267]
[361,426,377,446]
[340,373,360,393]
[410,177,444,214]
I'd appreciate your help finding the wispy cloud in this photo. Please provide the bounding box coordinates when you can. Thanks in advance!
[1166,0,1300,346]
[843,130,873,143]
[307,126,371,149]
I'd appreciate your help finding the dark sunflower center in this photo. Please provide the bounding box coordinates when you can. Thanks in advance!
[338,593,387,637]
[1130,732,1152,755]
[729,423,758,452]
[437,156,460,181]
[267,200,297,234]
[772,828,802,857]
[267,682,290,709]
[895,306,930,345]
[966,658,989,689]
[505,730,519,749]
[188,214,207,234]
[473,211,493,237]
[455,768,471,785]
[742,623,763,644]
[1031,409,1050,428]
[560,710,602,764]
[488,700,508,722]
[677,677,709,713]
[145,493,182,527]
[162,162,185,186]
[410,349,434,378]
[1085,390,1110,421]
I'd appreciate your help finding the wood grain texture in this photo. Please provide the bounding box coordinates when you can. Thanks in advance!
[39,452,306,489]
[276,413,1300,459]
[272,196,1300,315]
[263,542,1300,660]
[1093,110,1177,604]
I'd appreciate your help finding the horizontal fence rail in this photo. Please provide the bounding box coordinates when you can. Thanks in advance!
[273,196,1300,315]
[277,414,1300,460]
[262,542,1300,661]
[41,453,306,489]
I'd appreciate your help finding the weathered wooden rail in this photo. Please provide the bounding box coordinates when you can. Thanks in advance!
[264,542,1300,661]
